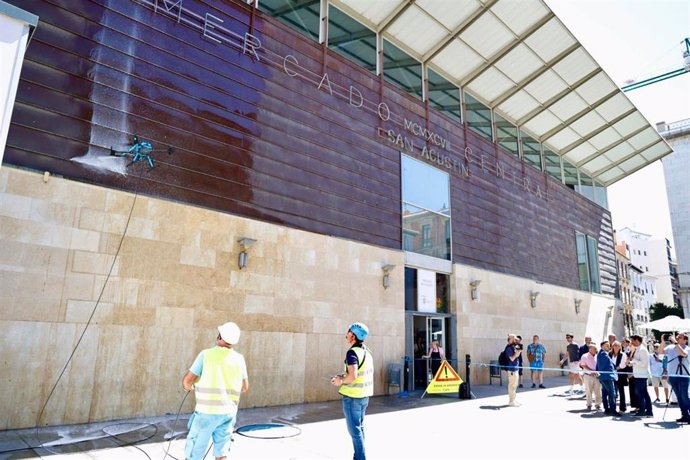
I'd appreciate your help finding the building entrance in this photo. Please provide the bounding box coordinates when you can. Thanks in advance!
[411,314,451,390]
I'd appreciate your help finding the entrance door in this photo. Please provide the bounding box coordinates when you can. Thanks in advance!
[412,315,446,390]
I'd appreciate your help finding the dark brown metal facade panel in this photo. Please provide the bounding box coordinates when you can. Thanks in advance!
[4,0,615,294]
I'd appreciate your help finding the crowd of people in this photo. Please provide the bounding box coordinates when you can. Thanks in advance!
[502,332,690,424]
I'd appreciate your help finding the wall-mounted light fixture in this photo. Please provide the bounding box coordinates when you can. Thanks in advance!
[574,298,582,315]
[530,291,539,308]
[469,280,481,301]
[237,237,257,270]
[382,264,396,289]
[607,305,614,318]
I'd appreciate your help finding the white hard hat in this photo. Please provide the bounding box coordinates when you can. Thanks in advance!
[218,322,241,345]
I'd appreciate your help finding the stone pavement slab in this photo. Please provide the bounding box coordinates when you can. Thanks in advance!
[1,376,687,460]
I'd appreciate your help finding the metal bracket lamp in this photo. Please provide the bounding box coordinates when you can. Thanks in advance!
[469,280,481,301]
[574,298,582,315]
[382,264,396,289]
[237,237,257,270]
[530,291,539,308]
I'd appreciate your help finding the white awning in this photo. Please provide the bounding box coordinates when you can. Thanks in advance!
[330,0,672,186]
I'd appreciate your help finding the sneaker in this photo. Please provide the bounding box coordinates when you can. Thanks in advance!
[595,406,601,410]
[531,383,536,388]
[539,384,546,389]
[675,417,690,423]
[610,411,622,416]
[509,401,521,407]
[586,405,592,410]
[632,411,646,417]
[654,398,660,403]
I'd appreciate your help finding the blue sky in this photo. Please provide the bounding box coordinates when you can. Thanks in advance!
[548,0,690,250]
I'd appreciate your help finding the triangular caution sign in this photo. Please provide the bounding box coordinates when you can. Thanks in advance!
[425,360,463,394]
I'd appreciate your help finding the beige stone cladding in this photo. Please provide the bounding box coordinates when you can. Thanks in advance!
[453,265,616,384]
[0,167,404,429]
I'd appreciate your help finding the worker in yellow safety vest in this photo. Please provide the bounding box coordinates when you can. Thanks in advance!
[182,322,248,460]
[331,322,374,460]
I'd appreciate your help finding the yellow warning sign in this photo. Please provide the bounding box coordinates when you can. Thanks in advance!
[425,360,463,394]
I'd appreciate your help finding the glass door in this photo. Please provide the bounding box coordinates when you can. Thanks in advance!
[426,317,445,380]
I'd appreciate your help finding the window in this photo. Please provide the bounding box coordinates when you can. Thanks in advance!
[521,131,542,170]
[383,39,422,100]
[578,173,595,201]
[328,6,376,72]
[402,154,451,260]
[465,93,492,141]
[422,224,431,248]
[428,68,461,121]
[543,149,562,182]
[576,233,590,291]
[576,232,601,293]
[404,267,450,313]
[495,114,518,156]
[258,0,320,41]
[563,160,578,190]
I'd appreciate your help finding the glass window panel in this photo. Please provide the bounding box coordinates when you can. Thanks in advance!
[495,114,518,156]
[383,39,423,100]
[593,181,609,209]
[465,93,492,141]
[577,172,595,201]
[328,6,376,73]
[563,159,578,190]
[401,155,450,215]
[521,131,542,170]
[436,273,450,314]
[428,68,461,122]
[576,232,590,291]
[403,203,450,260]
[258,0,320,41]
[405,267,417,310]
[587,236,601,293]
[543,149,562,182]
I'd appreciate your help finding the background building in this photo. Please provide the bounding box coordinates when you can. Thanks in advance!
[0,0,672,429]
[617,227,677,307]
[659,118,690,317]
[615,237,634,336]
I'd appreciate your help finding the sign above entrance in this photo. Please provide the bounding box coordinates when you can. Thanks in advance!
[425,360,463,394]
[417,269,436,313]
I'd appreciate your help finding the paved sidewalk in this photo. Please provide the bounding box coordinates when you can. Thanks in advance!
[1,376,688,459]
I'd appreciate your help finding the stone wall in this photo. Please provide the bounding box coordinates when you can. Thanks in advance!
[0,166,405,429]
[452,265,616,384]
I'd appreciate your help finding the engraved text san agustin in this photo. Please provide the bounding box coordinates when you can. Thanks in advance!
[134,0,547,199]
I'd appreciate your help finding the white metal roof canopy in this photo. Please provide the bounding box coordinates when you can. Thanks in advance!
[329,0,672,187]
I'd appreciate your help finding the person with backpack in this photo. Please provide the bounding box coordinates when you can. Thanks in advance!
[331,322,374,460]
[662,332,690,424]
[501,334,522,407]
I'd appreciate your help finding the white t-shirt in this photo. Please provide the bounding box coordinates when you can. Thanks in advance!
[649,353,665,377]
[664,343,689,377]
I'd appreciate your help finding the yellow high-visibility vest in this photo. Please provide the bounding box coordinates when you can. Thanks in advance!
[339,346,374,398]
[194,347,244,415]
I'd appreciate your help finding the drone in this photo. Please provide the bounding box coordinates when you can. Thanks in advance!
[110,135,174,169]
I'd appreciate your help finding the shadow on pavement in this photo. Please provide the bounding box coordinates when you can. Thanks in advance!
[643,421,683,430]
[478,405,509,410]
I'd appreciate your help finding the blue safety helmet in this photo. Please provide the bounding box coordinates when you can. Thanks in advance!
[349,322,369,341]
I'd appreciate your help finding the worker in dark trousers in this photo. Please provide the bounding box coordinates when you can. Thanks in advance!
[331,323,374,460]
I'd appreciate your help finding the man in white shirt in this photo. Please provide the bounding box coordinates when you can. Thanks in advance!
[629,334,653,417]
